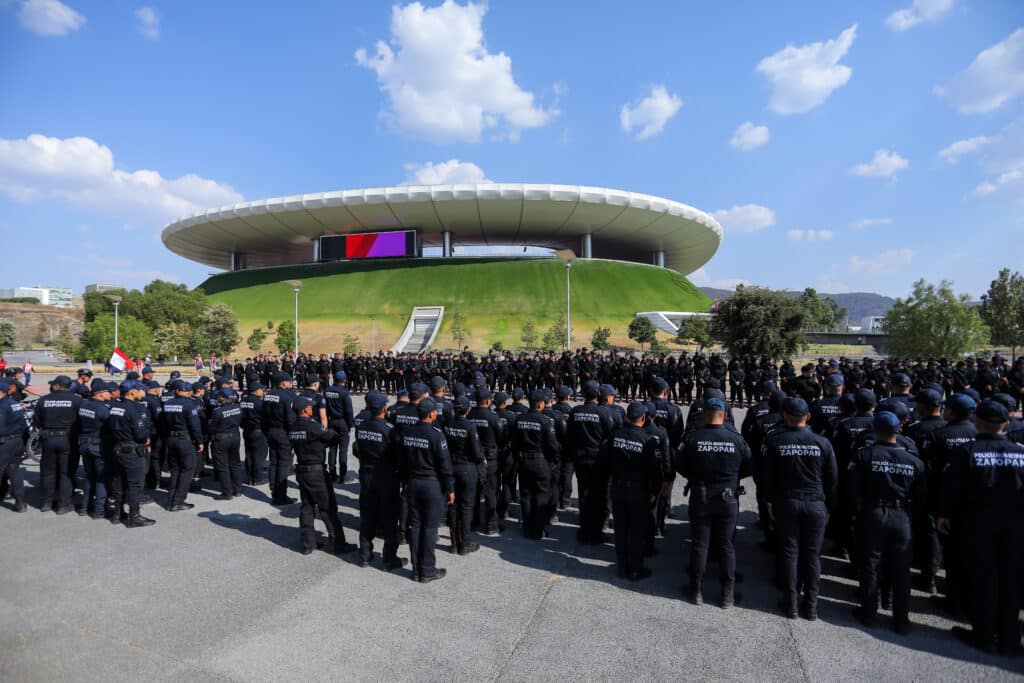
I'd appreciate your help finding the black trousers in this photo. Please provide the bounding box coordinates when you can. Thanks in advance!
[327,420,350,478]
[406,478,443,578]
[266,428,293,503]
[146,435,162,489]
[243,429,268,483]
[166,437,197,506]
[965,516,1024,649]
[775,498,828,609]
[0,439,24,504]
[358,469,400,563]
[912,510,941,584]
[212,432,244,495]
[574,461,608,542]
[116,445,147,507]
[857,506,912,625]
[39,434,73,508]
[296,465,343,551]
[611,484,650,573]
[474,458,498,533]
[452,463,478,550]
[559,455,574,506]
[81,444,113,512]
[688,497,739,590]
[497,450,516,519]
[518,455,551,538]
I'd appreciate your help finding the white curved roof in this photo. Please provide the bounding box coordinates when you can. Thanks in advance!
[161,183,722,274]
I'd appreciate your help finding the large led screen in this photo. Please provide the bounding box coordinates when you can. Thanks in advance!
[319,230,417,261]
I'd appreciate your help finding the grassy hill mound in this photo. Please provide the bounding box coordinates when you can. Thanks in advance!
[200,257,710,353]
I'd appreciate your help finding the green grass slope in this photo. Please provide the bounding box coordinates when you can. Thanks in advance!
[200,257,710,352]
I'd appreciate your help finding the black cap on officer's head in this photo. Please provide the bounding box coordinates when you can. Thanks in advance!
[991,393,1017,412]
[408,383,427,400]
[365,391,387,412]
[417,397,438,418]
[89,378,109,393]
[52,375,72,387]
[217,388,236,401]
[915,388,942,408]
[494,391,509,405]
[600,384,618,398]
[0,378,10,393]
[454,396,472,412]
[397,389,409,399]
[125,371,140,381]
[652,377,670,394]
[556,386,572,400]
[77,368,93,377]
[704,397,727,413]
[476,387,492,403]
[248,381,264,392]
[782,397,809,416]
[705,388,726,402]
[512,387,526,400]
[305,374,320,386]
[334,371,347,381]
[854,388,877,411]
[873,411,900,434]
[943,393,975,412]
[582,381,600,399]
[626,401,647,421]
[976,399,1009,424]
[892,373,911,387]
[824,374,844,387]
[293,396,314,413]
[529,389,546,406]
[169,370,181,379]
[142,366,154,375]
[429,376,447,391]
[174,380,193,393]
[879,399,910,422]
[272,371,290,386]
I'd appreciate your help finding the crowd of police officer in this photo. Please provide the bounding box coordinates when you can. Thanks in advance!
[1,351,1023,654]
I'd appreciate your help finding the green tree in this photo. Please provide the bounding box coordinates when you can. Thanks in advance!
[199,303,241,356]
[798,288,844,330]
[490,341,504,353]
[980,268,1024,359]
[247,328,268,353]
[0,318,15,350]
[343,333,361,355]
[709,285,808,357]
[449,311,470,349]
[80,313,152,361]
[542,313,569,351]
[675,317,714,350]
[267,320,274,330]
[33,322,48,345]
[55,324,77,358]
[627,316,657,351]
[520,319,538,350]
[882,279,989,358]
[274,320,295,354]
[152,322,195,360]
[590,326,611,351]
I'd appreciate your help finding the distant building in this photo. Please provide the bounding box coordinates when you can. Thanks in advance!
[860,316,886,333]
[84,284,125,294]
[0,286,73,308]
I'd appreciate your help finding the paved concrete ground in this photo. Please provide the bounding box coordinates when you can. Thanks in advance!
[1,382,1021,681]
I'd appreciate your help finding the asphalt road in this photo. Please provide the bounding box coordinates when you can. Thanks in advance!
[1,376,1021,681]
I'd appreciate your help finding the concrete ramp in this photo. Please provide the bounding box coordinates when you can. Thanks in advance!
[635,311,712,335]
[392,306,445,353]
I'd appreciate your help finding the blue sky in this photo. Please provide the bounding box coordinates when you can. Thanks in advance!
[1,0,1022,298]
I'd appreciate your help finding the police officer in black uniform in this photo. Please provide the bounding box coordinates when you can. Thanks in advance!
[940,400,1024,655]
[325,371,355,484]
[511,389,560,540]
[848,411,926,634]
[568,380,615,544]
[0,378,29,512]
[289,396,357,555]
[604,401,662,580]
[78,378,114,519]
[399,397,454,582]
[352,391,405,570]
[33,375,81,513]
[468,387,505,535]
[676,396,752,608]
[162,380,203,511]
[109,380,156,527]
[240,381,268,485]
[763,397,838,620]
[208,388,243,500]
[444,396,483,553]
[262,372,297,505]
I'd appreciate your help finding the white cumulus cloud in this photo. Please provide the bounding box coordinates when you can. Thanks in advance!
[355,0,557,144]
[850,217,893,229]
[849,148,909,178]
[937,135,991,164]
[756,24,856,115]
[849,248,914,274]
[18,0,84,36]
[619,85,683,140]
[729,122,770,150]
[886,0,955,32]
[712,204,776,233]
[972,163,1024,198]
[401,159,490,185]
[788,229,834,241]
[0,133,243,222]
[135,6,159,40]
[935,28,1024,114]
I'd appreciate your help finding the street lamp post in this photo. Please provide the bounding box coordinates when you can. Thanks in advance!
[105,295,122,349]
[565,261,572,351]
[285,280,301,357]
[371,315,376,351]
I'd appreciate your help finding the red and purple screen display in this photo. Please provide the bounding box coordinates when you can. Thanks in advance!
[319,230,417,261]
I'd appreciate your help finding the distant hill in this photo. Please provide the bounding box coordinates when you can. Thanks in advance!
[698,287,895,322]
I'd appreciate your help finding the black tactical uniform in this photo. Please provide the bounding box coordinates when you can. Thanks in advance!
[443,404,484,553]
[33,380,81,512]
[161,385,203,509]
[325,375,355,482]
[399,409,454,582]
[78,384,114,518]
[511,397,559,540]
[568,386,615,544]
[468,395,506,534]
[208,392,244,498]
[262,379,297,505]
[353,399,403,568]
[109,386,155,527]
[240,387,267,484]
[0,381,29,511]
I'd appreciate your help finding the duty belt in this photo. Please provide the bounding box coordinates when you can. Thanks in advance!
[213,431,237,439]
[41,429,69,438]
[0,433,22,443]
[521,451,546,460]
[78,437,102,445]
[294,463,325,473]
[115,442,144,454]
[168,430,189,439]
[788,493,826,502]
[874,499,909,509]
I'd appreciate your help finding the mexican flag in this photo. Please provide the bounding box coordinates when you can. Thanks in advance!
[109,348,135,372]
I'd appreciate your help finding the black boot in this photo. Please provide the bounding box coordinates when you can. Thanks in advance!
[126,505,155,528]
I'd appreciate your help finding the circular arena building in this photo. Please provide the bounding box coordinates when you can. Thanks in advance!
[161,184,721,275]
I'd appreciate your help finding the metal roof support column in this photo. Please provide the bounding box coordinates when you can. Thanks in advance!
[442,230,452,258]
[312,237,320,262]
[655,250,665,268]
[581,233,592,259]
